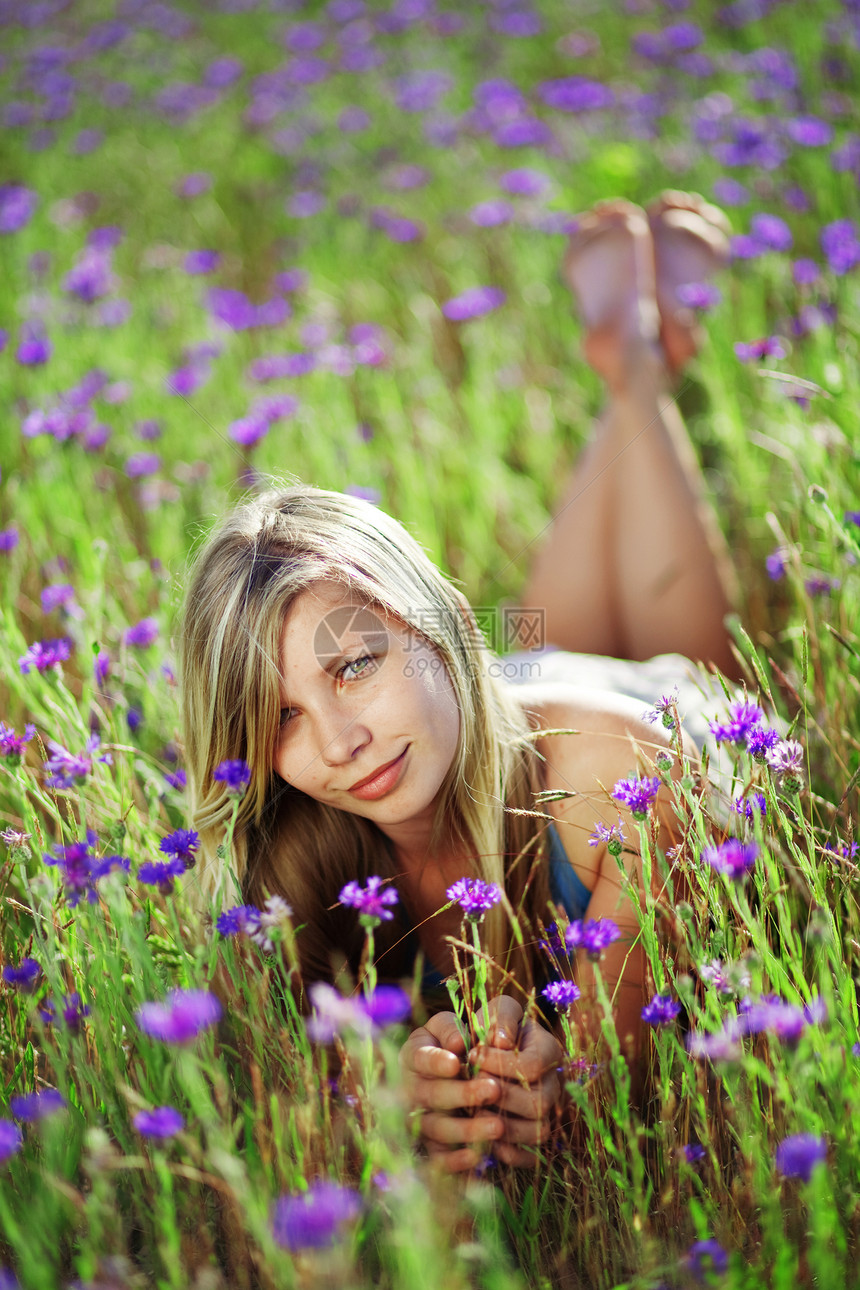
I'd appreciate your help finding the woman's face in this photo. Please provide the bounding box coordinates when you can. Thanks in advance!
[273,582,462,843]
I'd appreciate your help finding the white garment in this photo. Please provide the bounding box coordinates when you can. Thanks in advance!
[501,647,730,757]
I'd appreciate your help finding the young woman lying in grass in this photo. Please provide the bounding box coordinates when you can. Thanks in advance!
[180,194,738,1171]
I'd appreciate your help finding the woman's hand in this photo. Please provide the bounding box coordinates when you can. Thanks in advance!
[399,996,563,1172]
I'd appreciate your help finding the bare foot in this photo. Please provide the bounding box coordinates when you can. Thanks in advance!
[562,199,662,389]
[647,190,730,376]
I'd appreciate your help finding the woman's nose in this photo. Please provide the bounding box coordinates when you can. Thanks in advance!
[318,706,372,767]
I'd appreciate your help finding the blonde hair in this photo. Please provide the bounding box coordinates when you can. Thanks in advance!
[179,484,550,989]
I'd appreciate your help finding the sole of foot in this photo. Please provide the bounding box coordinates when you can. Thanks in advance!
[647,190,731,376]
[562,199,662,388]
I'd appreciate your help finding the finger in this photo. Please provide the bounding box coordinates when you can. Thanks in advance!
[492,1140,544,1168]
[401,1037,463,1081]
[495,1071,561,1121]
[424,1011,469,1056]
[425,1142,488,1174]
[478,996,523,1050]
[497,1112,553,1147]
[410,1074,501,1113]
[420,1110,504,1147]
[471,1022,562,1083]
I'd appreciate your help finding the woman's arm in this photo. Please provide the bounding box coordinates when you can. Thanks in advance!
[535,686,695,1062]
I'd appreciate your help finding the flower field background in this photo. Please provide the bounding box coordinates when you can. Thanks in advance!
[2,0,860,1286]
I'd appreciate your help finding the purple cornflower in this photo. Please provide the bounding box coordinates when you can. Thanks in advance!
[10,1089,66,1121]
[361,984,411,1029]
[734,336,787,362]
[133,1106,184,1139]
[2,959,41,992]
[45,993,90,1034]
[0,723,35,762]
[43,734,111,789]
[687,1239,728,1281]
[708,700,764,746]
[683,1143,707,1163]
[826,840,859,863]
[611,775,660,819]
[0,185,38,234]
[686,1028,741,1064]
[732,997,810,1044]
[159,829,199,868]
[136,989,222,1044]
[766,739,804,788]
[184,249,220,274]
[676,282,722,310]
[588,820,626,856]
[250,895,294,953]
[40,583,75,613]
[775,1133,827,1182]
[565,918,621,959]
[731,791,767,821]
[94,651,111,686]
[17,327,51,368]
[701,838,758,880]
[138,857,185,896]
[469,199,514,227]
[272,1181,361,1251]
[43,832,129,906]
[441,287,506,321]
[307,983,409,1041]
[0,528,18,552]
[124,617,158,648]
[699,958,750,995]
[766,548,787,580]
[213,759,251,798]
[820,220,860,276]
[804,575,839,596]
[19,637,71,674]
[340,875,399,925]
[63,250,117,302]
[0,1119,23,1162]
[641,994,682,1026]
[216,904,261,937]
[747,725,780,761]
[164,769,187,791]
[445,876,502,922]
[541,980,581,1010]
[750,212,793,252]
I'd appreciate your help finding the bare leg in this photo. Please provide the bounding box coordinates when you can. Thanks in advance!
[522,197,738,675]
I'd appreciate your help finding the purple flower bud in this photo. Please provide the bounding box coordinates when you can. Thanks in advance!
[124,617,158,648]
[135,989,222,1044]
[0,722,36,762]
[272,1181,361,1251]
[775,1133,827,1182]
[0,1119,23,1162]
[19,637,72,674]
[2,959,41,992]
[133,1106,184,1138]
[441,287,507,322]
[10,1089,66,1121]
[686,1238,728,1282]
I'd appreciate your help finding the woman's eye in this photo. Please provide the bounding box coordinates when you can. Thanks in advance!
[340,655,375,682]
[279,707,295,727]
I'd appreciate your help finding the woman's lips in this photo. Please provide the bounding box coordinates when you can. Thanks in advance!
[347,748,408,800]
